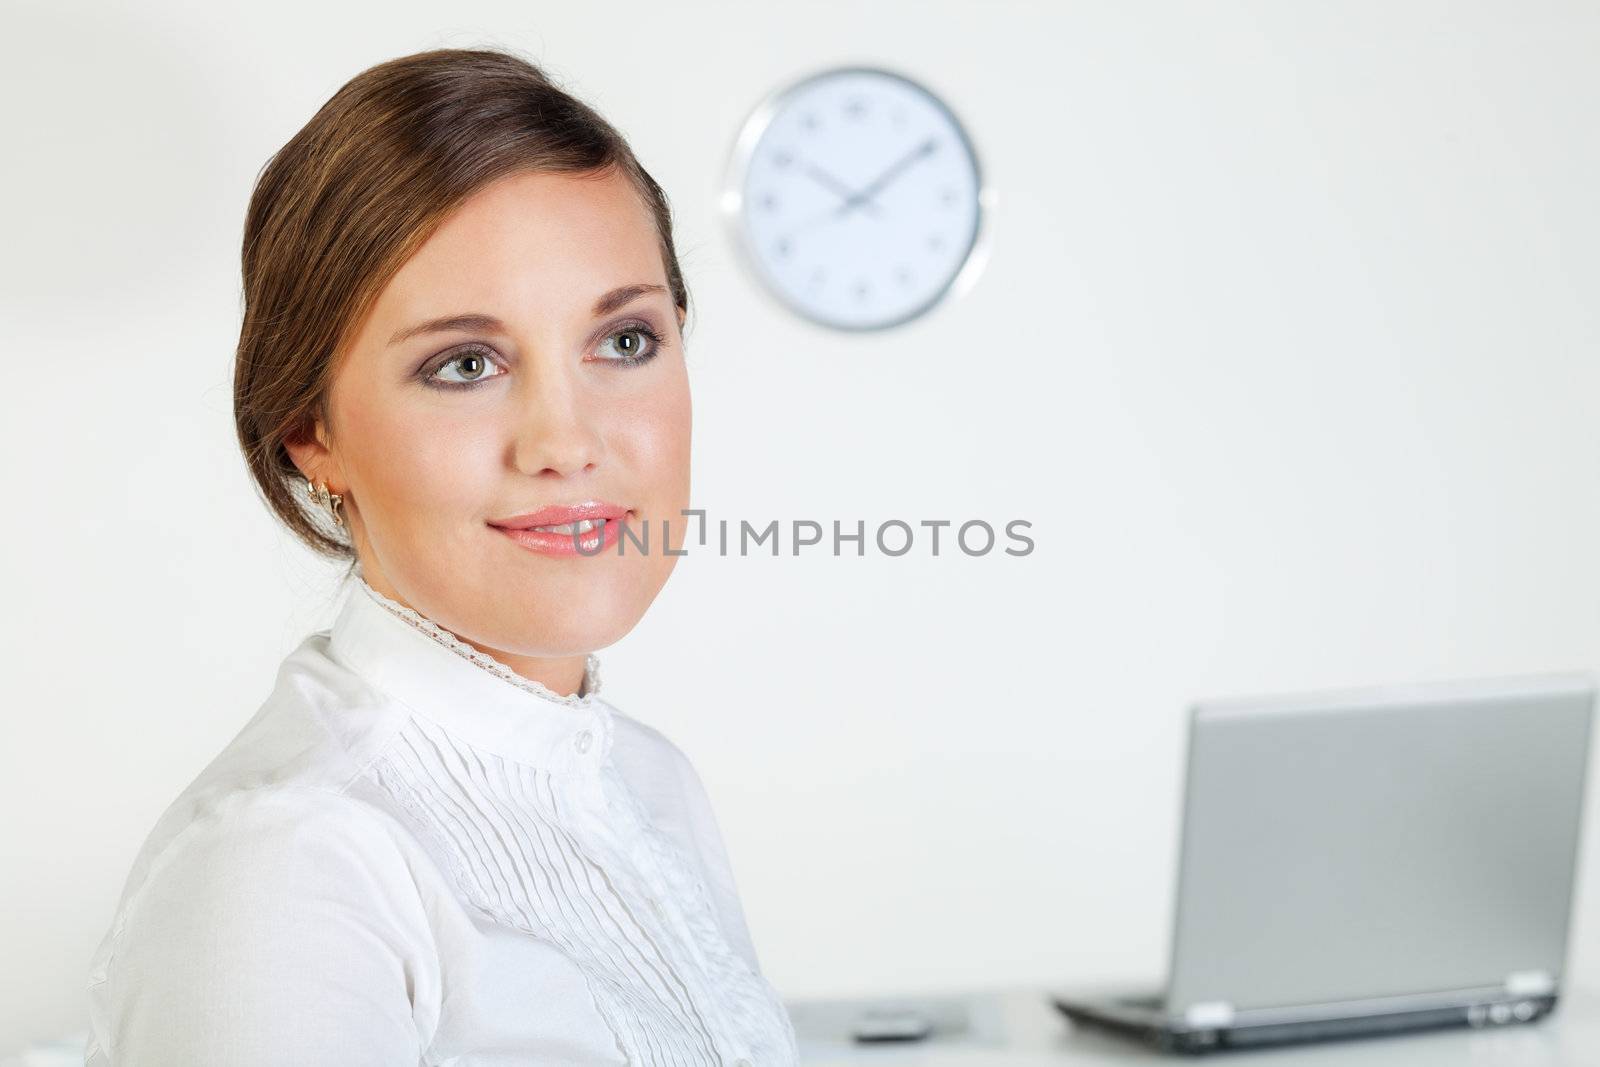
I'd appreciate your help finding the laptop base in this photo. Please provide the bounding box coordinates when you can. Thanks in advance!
[1049,989,1559,1055]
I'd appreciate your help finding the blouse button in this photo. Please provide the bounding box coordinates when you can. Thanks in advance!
[573,729,592,754]
[732,1058,752,1067]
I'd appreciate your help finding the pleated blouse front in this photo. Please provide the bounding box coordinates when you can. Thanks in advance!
[85,574,800,1066]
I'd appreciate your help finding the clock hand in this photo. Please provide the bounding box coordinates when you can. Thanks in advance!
[776,155,911,240]
[835,138,938,218]
[783,201,867,240]
[801,161,883,217]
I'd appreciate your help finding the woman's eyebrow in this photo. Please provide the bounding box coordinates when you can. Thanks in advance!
[592,282,668,317]
[389,312,502,345]
[388,284,670,346]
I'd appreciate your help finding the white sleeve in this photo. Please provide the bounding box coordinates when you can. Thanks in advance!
[91,787,438,1066]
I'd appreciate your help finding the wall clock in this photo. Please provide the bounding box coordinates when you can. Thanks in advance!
[722,65,993,332]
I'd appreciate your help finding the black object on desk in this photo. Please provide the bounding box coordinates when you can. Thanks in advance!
[851,1007,934,1042]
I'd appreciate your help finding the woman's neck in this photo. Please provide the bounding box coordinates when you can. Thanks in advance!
[352,564,597,701]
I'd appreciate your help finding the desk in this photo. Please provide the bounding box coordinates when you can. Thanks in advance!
[12,989,1598,1064]
[788,986,1600,1065]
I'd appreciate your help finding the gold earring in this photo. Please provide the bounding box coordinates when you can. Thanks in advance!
[305,477,345,529]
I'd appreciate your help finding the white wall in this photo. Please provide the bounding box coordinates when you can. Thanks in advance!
[3,0,1598,1053]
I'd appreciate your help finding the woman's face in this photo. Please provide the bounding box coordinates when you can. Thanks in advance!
[292,167,691,687]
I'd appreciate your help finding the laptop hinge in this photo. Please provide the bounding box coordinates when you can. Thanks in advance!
[1181,1001,1236,1029]
[1504,970,1555,997]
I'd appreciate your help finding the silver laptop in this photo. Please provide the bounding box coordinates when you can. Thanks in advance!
[1051,670,1596,1053]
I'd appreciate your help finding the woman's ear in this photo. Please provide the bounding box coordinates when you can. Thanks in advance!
[283,417,338,488]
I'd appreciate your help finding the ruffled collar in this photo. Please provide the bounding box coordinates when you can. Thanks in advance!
[327,567,613,772]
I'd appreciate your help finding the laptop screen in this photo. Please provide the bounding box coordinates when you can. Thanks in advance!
[1165,672,1594,1016]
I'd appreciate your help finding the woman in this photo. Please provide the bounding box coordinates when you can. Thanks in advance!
[85,46,799,1066]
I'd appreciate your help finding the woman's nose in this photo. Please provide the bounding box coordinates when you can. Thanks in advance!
[509,372,604,478]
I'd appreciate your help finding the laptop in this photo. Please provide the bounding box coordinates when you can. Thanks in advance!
[1051,670,1596,1054]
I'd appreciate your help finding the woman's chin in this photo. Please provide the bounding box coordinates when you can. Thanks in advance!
[489,595,641,657]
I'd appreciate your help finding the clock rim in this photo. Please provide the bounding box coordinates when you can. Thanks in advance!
[719,63,994,333]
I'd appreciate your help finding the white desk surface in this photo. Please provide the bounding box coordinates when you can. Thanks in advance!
[11,987,1597,1065]
[787,985,1600,1065]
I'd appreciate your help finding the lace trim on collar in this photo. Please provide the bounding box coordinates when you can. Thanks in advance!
[354,576,602,707]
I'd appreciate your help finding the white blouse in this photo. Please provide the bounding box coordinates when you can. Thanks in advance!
[85,572,800,1066]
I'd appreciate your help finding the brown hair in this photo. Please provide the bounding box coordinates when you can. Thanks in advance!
[233,46,691,566]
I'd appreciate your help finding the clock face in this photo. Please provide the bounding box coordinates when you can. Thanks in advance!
[723,66,990,332]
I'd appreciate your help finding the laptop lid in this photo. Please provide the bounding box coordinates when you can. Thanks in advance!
[1164,671,1595,1025]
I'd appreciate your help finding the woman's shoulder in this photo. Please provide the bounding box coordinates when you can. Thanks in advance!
[603,699,713,812]
[244,627,417,785]
[86,783,441,1064]
[126,781,413,879]
[604,698,690,767]
[88,632,429,989]
[92,784,424,965]
[157,628,415,826]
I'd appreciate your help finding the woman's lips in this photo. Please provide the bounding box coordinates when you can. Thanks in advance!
[491,512,629,557]
[488,501,628,529]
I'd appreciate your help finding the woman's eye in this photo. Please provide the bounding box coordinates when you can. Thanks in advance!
[427,347,506,389]
[596,325,664,366]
